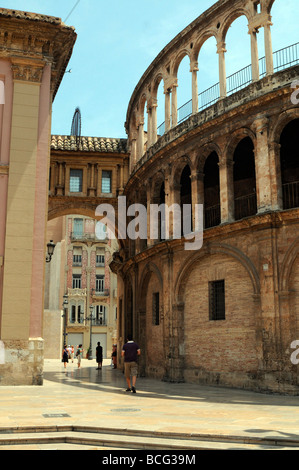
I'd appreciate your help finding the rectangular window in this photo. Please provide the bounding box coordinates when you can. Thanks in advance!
[102,170,112,193]
[72,274,81,289]
[70,305,76,323]
[73,254,82,266]
[152,292,160,325]
[209,280,225,321]
[96,254,105,266]
[95,305,106,325]
[70,169,83,192]
[73,218,83,238]
[96,275,105,293]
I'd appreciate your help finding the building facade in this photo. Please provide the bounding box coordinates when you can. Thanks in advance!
[111,0,299,394]
[0,9,76,385]
[64,215,118,359]
[44,214,118,360]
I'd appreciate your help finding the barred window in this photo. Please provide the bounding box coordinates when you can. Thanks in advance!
[102,170,112,193]
[152,292,160,325]
[96,254,105,266]
[96,275,105,293]
[70,169,83,192]
[209,280,225,320]
[72,274,81,289]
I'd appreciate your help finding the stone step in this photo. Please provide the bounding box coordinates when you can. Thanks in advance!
[0,426,299,451]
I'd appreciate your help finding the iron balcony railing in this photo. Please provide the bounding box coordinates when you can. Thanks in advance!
[234,193,257,221]
[157,42,299,135]
[205,204,221,229]
[283,181,299,210]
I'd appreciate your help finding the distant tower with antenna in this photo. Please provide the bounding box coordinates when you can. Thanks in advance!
[71,107,81,145]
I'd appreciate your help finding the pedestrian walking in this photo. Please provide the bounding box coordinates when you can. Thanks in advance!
[70,345,74,363]
[121,334,140,393]
[62,345,69,369]
[76,344,83,368]
[96,342,103,370]
[111,344,117,369]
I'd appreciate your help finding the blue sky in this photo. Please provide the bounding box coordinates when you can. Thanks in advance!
[1,0,298,138]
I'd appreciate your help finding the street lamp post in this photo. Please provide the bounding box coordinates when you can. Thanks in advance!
[87,304,94,360]
[62,294,68,349]
[46,240,56,263]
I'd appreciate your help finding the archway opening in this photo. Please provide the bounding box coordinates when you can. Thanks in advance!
[225,15,256,94]
[204,151,220,228]
[197,36,219,110]
[233,137,257,220]
[177,55,192,124]
[180,165,192,234]
[280,119,299,209]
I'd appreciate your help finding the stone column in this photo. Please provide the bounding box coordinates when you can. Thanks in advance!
[129,137,137,172]
[146,104,152,148]
[253,117,272,213]
[263,18,274,76]
[191,61,199,114]
[268,142,283,210]
[171,80,178,127]
[164,87,171,133]
[217,41,227,99]
[249,28,260,81]
[190,171,204,231]
[219,159,234,223]
[151,100,158,145]
[137,120,144,160]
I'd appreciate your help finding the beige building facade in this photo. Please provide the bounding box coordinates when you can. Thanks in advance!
[44,214,118,361]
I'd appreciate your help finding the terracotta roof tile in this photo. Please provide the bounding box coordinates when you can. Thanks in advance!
[51,135,128,154]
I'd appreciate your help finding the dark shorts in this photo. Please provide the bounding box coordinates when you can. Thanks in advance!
[124,361,138,378]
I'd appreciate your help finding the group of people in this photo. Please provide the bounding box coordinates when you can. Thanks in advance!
[62,344,83,368]
[61,335,141,393]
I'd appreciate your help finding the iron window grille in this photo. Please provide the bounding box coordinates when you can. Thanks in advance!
[209,280,225,321]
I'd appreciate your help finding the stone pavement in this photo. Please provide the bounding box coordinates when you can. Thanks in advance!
[0,358,299,450]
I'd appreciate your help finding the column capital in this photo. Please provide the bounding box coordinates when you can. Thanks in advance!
[11,59,44,83]
[253,116,269,133]
[217,41,226,54]
[190,171,204,182]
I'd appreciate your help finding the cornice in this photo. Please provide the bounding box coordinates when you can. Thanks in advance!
[0,9,77,99]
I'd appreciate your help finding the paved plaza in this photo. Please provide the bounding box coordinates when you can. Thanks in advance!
[0,358,299,450]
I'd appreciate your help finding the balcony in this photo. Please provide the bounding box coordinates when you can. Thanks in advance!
[91,289,110,298]
[205,204,221,229]
[70,232,108,242]
[283,181,299,210]
[234,193,257,221]
[91,318,107,326]
[67,288,87,297]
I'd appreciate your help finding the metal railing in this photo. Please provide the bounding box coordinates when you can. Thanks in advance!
[205,204,221,229]
[157,42,299,135]
[283,181,299,209]
[234,193,257,221]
